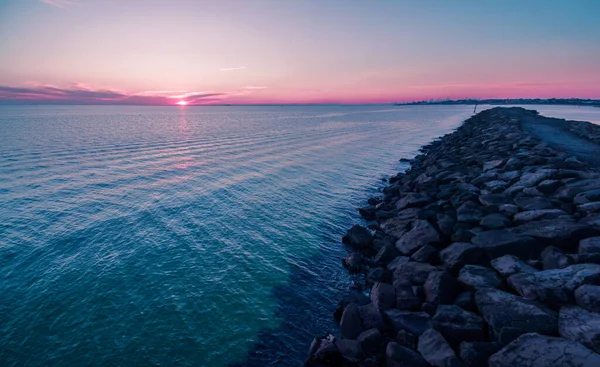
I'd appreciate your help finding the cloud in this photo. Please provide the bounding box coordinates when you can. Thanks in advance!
[0,84,226,105]
[40,0,76,9]
[219,66,247,72]
[244,86,267,90]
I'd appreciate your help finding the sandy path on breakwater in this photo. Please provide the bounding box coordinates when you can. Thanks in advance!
[518,110,600,168]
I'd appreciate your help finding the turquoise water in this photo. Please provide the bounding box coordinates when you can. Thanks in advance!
[2,105,597,366]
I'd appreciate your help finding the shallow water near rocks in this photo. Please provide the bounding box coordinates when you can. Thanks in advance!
[1,104,599,366]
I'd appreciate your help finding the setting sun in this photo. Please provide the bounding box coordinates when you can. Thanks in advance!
[176,100,188,106]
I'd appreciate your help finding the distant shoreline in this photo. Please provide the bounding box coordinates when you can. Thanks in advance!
[394,98,600,107]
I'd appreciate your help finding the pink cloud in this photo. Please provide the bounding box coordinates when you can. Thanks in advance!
[0,84,225,105]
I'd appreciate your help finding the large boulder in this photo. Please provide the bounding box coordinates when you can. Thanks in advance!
[475,288,557,342]
[508,264,600,305]
[559,306,600,353]
[393,279,422,310]
[540,246,573,270]
[305,336,342,366]
[575,285,600,312]
[356,328,382,356]
[371,282,396,311]
[343,225,373,249]
[480,213,511,230]
[458,265,502,290]
[488,333,600,367]
[396,193,430,210]
[513,209,568,224]
[395,220,441,255]
[490,254,538,277]
[358,304,386,332]
[514,169,557,188]
[334,339,365,364]
[417,328,456,367]
[394,261,437,285]
[514,196,554,211]
[340,304,363,339]
[479,193,513,207]
[432,305,485,345]
[424,270,459,305]
[471,230,541,260]
[580,237,600,255]
[511,219,596,249]
[383,310,432,336]
[439,242,484,273]
[386,342,429,367]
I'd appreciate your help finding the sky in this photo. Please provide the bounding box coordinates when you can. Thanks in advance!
[0,0,599,105]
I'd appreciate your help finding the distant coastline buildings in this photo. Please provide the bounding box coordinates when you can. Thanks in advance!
[394,98,600,107]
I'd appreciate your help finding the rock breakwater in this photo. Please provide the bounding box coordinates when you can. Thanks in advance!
[305,107,600,367]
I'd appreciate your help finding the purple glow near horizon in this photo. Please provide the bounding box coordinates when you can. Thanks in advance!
[0,0,599,105]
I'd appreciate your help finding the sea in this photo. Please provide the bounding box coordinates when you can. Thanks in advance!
[1,104,599,366]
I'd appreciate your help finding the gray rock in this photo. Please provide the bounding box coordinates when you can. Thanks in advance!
[514,196,554,211]
[374,243,400,265]
[537,179,562,195]
[503,157,523,171]
[457,202,484,225]
[574,189,600,205]
[459,342,503,367]
[395,220,441,255]
[417,329,456,367]
[472,230,541,260]
[356,328,382,356]
[411,244,438,263]
[500,170,521,182]
[344,225,373,249]
[580,237,600,255]
[340,303,363,339]
[480,213,511,229]
[371,282,396,311]
[435,213,456,237]
[432,305,485,345]
[358,304,386,331]
[386,342,429,367]
[306,336,341,366]
[439,242,484,273]
[508,263,600,305]
[484,180,507,192]
[479,193,513,207]
[515,169,557,188]
[381,217,412,238]
[383,310,432,336]
[334,339,364,364]
[424,270,459,305]
[541,246,573,270]
[579,201,600,214]
[484,159,504,171]
[458,265,502,289]
[394,279,422,310]
[488,333,600,367]
[396,193,430,210]
[500,204,520,217]
[512,219,595,249]
[513,209,568,223]
[575,285,600,312]
[394,261,437,285]
[475,288,557,342]
[387,256,410,272]
[490,254,538,277]
[559,305,600,353]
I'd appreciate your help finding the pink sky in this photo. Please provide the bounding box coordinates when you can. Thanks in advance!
[0,0,599,105]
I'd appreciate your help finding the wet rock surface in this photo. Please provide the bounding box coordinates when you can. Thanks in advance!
[306,107,600,366]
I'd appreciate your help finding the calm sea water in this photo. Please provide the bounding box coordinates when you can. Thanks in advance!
[1,105,599,366]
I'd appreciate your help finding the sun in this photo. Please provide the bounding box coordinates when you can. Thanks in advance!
[176,100,188,106]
